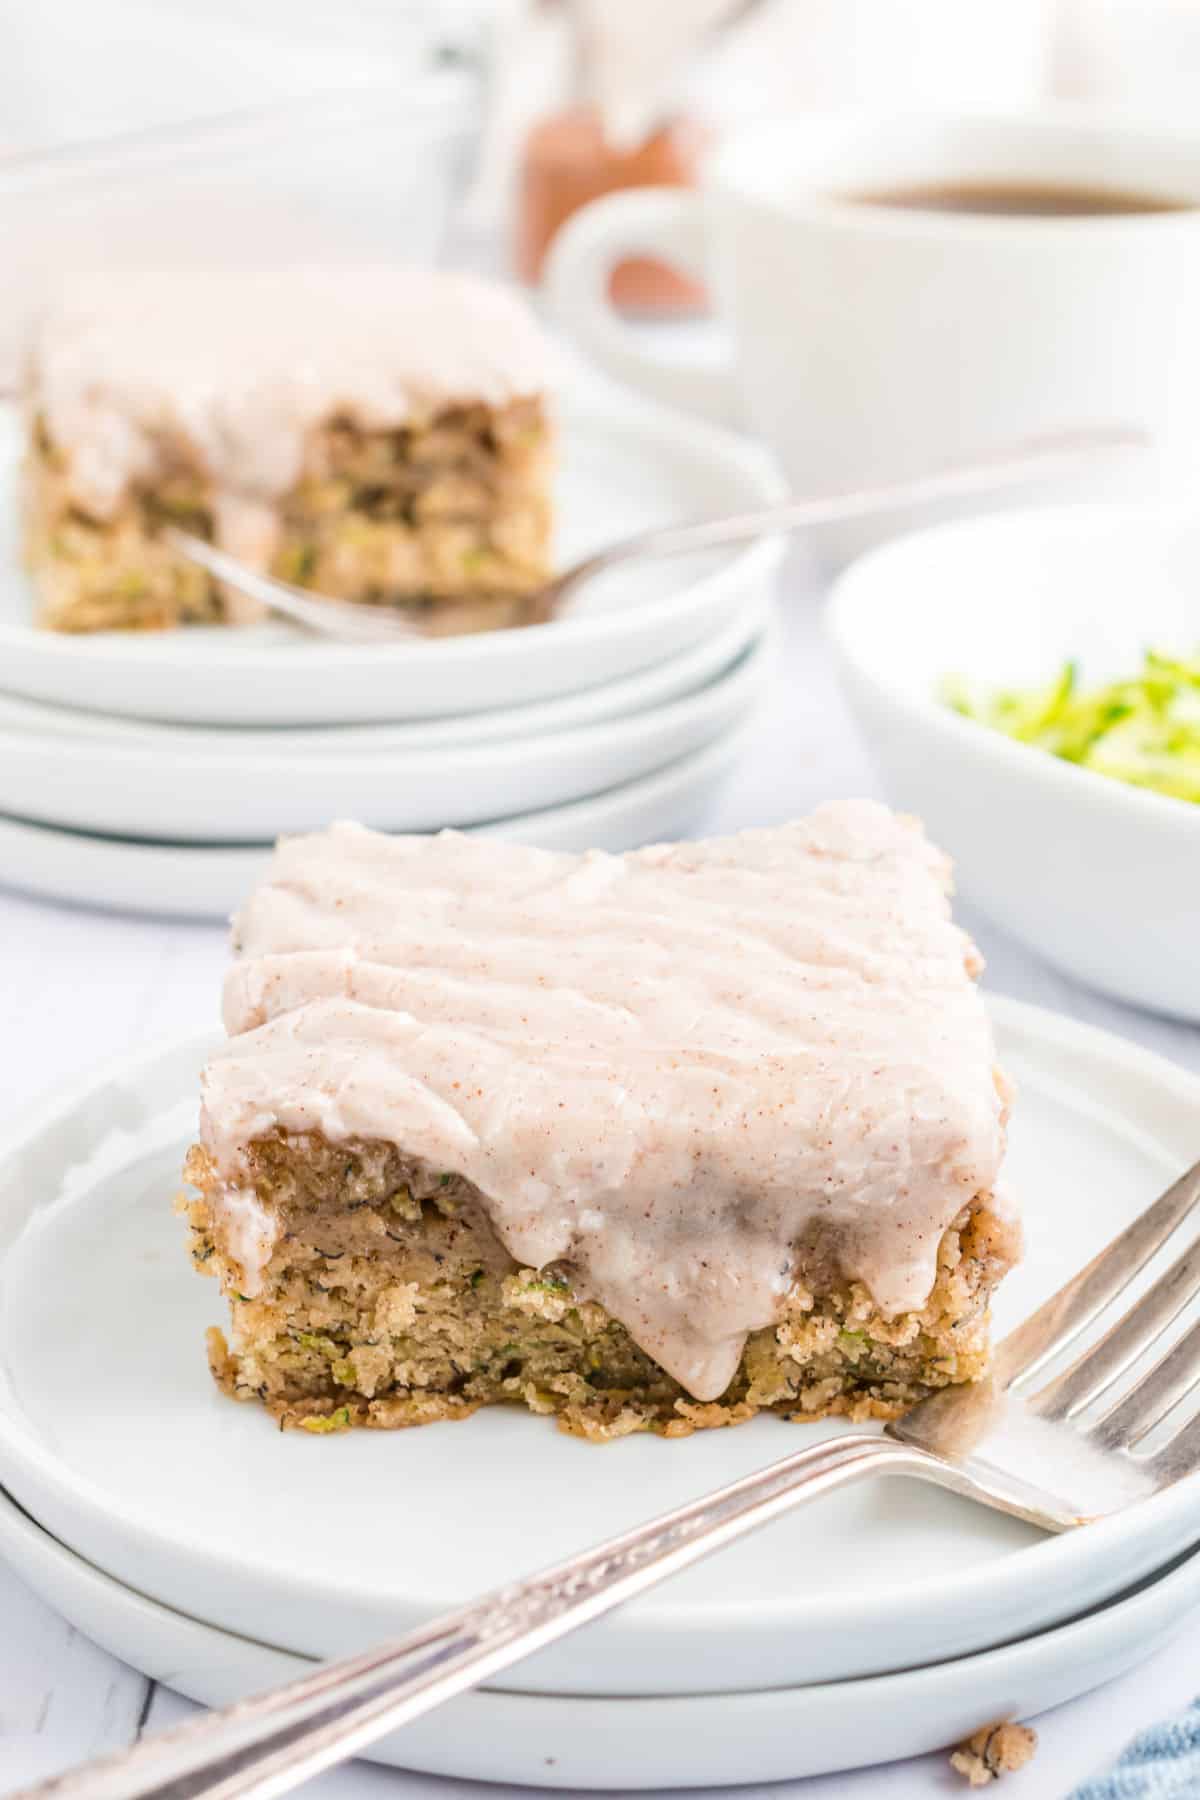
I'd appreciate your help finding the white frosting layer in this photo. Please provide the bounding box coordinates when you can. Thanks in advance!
[200,806,1009,1401]
[30,269,555,521]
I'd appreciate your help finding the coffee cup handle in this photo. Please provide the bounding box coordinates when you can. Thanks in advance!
[543,187,741,426]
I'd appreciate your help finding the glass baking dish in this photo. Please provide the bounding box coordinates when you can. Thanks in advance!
[0,74,476,388]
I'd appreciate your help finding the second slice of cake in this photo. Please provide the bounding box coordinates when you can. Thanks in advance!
[25,269,555,633]
[183,803,1019,1440]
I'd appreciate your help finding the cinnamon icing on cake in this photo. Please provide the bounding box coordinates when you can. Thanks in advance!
[199,804,1010,1402]
[29,269,555,525]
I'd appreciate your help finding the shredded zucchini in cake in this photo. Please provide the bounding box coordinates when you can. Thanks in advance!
[182,1131,1021,1443]
[943,649,1200,803]
[23,269,556,635]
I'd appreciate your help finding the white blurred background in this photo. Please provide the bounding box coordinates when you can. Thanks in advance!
[3,2,1198,458]
[0,2,475,153]
[6,2,1200,168]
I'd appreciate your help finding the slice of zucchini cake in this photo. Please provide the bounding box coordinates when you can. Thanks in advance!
[24,270,555,633]
[181,804,1019,1441]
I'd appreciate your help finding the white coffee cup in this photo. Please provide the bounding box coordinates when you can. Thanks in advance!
[545,111,1200,563]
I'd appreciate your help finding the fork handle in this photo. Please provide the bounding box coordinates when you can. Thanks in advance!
[554,426,1147,606]
[15,1432,957,1800]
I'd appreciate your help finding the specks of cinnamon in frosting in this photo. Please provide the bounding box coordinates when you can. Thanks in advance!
[28,269,556,524]
[200,804,1010,1402]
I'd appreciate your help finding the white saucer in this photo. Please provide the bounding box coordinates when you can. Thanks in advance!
[0,727,746,919]
[2,1481,1198,1789]
[0,392,784,726]
[0,596,768,754]
[0,625,768,841]
[1,1000,1198,1696]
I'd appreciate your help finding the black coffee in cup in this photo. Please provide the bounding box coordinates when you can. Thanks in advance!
[846,182,1191,217]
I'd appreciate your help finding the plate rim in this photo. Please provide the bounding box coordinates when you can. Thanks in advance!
[0,596,771,754]
[0,721,748,866]
[1,1470,1198,1700]
[1,994,1199,1659]
[0,625,768,784]
[5,1484,1200,1793]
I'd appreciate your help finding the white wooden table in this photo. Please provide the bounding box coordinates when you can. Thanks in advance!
[2,565,1199,1800]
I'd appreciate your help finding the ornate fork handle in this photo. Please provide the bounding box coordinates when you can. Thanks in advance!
[17,1433,973,1800]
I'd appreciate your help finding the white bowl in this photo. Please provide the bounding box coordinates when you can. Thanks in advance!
[828,502,1200,1019]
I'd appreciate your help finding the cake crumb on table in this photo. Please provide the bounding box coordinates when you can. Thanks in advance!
[950,1721,1038,1786]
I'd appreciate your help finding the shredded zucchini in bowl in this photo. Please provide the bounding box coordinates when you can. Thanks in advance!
[942,650,1200,804]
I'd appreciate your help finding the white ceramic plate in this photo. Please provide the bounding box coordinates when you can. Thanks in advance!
[0,394,783,726]
[1,1000,1198,1695]
[0,727,747,920]
[0,598,769,754]
[828,502,1200,1020]
[0,622,768,841]
[2,1485,1198,1791]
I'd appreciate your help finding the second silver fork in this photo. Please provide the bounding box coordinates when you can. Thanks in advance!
[16,1155,1200,1800]
[165,427,1146,643]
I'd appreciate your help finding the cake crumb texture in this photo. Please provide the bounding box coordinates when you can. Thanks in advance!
[182,1132,1017,1442]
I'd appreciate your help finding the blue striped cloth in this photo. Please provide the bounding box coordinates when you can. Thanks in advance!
[1071,1699,1200,1797]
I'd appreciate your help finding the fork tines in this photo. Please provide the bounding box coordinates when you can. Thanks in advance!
[1002,1158,1200,1463]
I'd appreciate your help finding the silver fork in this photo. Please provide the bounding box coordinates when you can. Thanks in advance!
[16,1155,1200,1800]
[165,425,1145,644]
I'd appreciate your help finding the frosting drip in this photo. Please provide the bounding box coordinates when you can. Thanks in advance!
[29,269,556,527]
[200,805,1009,1401]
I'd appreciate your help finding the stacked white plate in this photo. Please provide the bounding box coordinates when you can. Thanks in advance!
[0,390,784,917]
[2,996,1200,1787]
